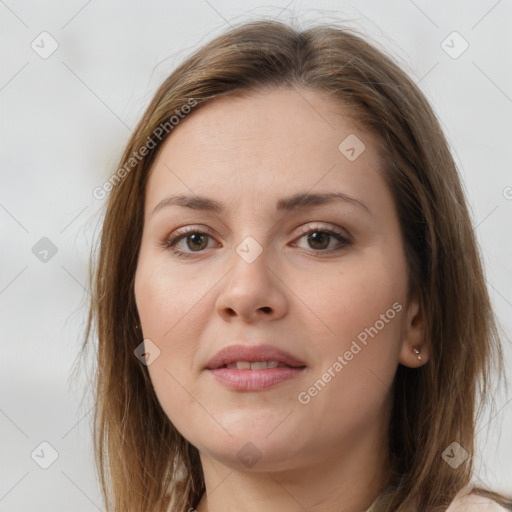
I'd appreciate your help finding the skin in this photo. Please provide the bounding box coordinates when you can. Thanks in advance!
[134,87,429,512]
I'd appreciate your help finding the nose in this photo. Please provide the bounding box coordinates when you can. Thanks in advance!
[215,243,288,324]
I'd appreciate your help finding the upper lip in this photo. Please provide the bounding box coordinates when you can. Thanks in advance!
[205,344,306,370]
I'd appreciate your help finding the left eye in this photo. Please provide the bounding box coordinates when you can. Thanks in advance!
[292,227,352,252]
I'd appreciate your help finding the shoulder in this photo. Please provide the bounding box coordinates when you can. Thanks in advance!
[446,491,509,511]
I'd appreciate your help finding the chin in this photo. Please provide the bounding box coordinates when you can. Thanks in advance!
[190,424,309,472]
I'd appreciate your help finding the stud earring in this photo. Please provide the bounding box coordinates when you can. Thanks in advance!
[413,348,422,361]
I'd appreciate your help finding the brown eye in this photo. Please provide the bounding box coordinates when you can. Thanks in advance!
[161,227,217,258]
[161,224,352,259]
[306,231,332,250]
[183,233,209,251]
[293,225,352,254]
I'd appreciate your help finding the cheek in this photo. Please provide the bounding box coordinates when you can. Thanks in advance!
[134,252,212,345]
[309,248,406,351]
[134,255,219,434]
[299,247,408,416]
[289,259,406,453]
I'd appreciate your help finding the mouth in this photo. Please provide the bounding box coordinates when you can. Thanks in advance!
[221,360,297,370]
[205,344,307,391]
[205,343,306,370]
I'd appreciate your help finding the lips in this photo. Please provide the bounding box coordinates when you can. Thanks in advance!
[205,344,306,370]
[205,343,307,391]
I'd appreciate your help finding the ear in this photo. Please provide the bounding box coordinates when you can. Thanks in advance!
[398,293,430,368]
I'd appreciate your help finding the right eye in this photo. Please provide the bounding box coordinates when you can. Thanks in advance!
[161,227,218,258]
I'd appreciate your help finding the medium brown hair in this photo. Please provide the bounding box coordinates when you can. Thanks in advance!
[81,18,511,512]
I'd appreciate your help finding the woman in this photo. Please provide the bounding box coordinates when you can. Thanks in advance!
[82,19,512,511]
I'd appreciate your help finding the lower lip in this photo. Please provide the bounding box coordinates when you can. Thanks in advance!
[207,367,305,391]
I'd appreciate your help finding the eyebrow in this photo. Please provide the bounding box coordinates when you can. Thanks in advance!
[151,191,371,217]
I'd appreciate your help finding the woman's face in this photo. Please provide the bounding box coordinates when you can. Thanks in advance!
[134,87,425,472]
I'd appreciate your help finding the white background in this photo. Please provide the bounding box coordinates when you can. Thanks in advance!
[1,0,511,510]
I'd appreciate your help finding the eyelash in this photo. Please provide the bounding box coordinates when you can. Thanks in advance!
[160,224,352,259]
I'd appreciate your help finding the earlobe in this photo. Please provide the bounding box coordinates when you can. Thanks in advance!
[398,294,430,368]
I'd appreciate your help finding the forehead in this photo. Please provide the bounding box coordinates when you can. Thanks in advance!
[144,87,384,216]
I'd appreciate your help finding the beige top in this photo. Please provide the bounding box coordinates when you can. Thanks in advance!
[364,489,509,511]
[446,489,509,511]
